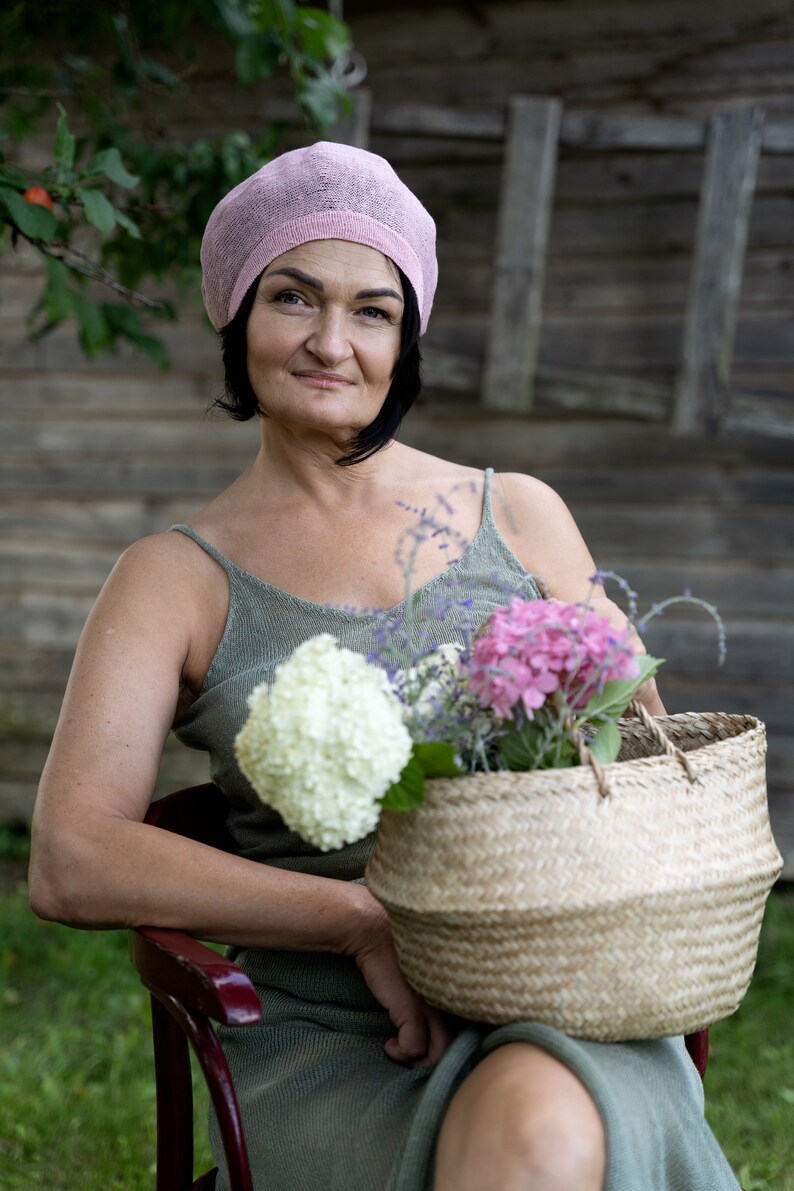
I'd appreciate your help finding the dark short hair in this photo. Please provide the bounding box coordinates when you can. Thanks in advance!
[211,265,422,466]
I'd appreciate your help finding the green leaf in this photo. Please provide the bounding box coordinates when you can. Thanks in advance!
[499,720,546,772]
[588,721,622,765]
[43,257,74,323]
[297,74,348,132]
[235,31,281,84]
[104,304,170,369]
[111,209,141,239]
[412,741,463,779]
[139,57,181,90]
[0,188,57,242]
[380,755,424,811]
[54,103,76,174]
[295,9,351,61]
[0,162,31,188]
[76,186,117,235]
[215,0,257,38]
[72,292,109,356]
[86,147,139,189]
[580,655,665,721]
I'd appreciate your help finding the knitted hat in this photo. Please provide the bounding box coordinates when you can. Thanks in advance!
[200,141,438,335]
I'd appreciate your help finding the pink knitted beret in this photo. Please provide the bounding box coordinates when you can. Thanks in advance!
[200,141,438,335]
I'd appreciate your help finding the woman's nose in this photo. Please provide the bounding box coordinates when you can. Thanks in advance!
[305,309,352,365]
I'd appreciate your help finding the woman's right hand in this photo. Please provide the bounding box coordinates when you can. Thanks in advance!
[346,889,457,1068]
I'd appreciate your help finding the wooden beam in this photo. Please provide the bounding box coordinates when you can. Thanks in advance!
[533,369,670,420]
[722,393,794,440]
[673,106,765,435]
[481,96,562,411]
[264,98,794,154]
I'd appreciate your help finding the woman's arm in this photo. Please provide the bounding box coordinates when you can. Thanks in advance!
[29,533,452,1065]
[492,472,666,715]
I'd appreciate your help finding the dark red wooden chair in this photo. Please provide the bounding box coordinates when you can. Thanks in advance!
[130,783,709,1191]
[130,783,262,1191]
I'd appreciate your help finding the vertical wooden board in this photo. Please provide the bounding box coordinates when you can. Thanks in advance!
[326,86,372,149]
[673,105,765,434]
[481,95,562,411]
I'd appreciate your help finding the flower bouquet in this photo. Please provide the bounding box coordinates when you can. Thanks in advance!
[235,574,782,1041]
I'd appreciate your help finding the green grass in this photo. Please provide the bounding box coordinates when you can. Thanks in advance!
[0,876,792,1189]
[0,879,214,1190]
[704,888,794,1190]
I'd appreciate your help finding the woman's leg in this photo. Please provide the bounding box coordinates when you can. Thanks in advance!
[433,1041,606,1191]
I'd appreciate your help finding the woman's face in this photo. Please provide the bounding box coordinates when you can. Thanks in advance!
[245,239,404,439]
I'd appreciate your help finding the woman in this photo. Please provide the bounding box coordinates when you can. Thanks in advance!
[29,142,740,1191]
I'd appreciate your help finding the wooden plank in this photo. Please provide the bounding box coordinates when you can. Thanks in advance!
[349,1,794,58]
[672,106,766,433]
[627,619,794,680]
[0,416,258,457]
[481,96,562,411]
[0,647,75,692]
[0,498,200,544]
[0,460,246,495]
[570,506,794,561]
[401,410,794,468]
[532,368,670,419]
[303,98,794,155]
[541,467,794,508]
[722,394,794,440]
[434,251,794,315]
[649,679,794,728]
[0,544,119,591]
[424,306,794,380]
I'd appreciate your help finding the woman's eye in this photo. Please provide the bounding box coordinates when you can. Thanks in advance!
[360,306,389,320]
[276,291,304,306]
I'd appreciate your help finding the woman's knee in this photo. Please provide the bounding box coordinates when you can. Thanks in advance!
[434,1042,606,1191]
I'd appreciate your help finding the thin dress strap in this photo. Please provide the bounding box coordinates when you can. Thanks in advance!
[169,524,237,575]
[481,467,497,530]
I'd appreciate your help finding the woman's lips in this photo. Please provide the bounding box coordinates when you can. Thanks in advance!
[293,371,355,389]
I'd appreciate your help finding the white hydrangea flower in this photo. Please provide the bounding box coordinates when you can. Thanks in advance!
[234,634,413,851]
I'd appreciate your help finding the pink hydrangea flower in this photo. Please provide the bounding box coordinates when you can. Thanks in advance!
[467,598,639,721]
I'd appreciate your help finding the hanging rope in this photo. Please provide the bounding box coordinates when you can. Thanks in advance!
[328,0,368,90]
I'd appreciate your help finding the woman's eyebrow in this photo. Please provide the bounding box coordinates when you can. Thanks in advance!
[265,266,324,288]
[355,286,403,302]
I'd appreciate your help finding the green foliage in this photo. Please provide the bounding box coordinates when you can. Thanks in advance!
[0,1,354,363]
[381,742,464,811]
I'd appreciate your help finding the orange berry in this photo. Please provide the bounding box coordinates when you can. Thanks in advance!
[22,186,54,210]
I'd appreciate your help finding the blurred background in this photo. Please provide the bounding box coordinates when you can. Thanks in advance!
[2,0,791,871]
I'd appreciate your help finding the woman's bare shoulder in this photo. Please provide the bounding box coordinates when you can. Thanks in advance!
[491,471,598,598]
[92,530,227,637]
[491,471,578,538]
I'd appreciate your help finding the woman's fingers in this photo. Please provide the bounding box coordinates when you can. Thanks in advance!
[352,913,456,1066]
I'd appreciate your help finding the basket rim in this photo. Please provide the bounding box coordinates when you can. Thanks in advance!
[412,711,765,806]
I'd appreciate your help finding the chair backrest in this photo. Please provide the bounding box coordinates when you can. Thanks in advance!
[145,781,238,852]
[138,784,258,1191]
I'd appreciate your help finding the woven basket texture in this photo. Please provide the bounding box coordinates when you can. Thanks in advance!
[365,712,783,1040]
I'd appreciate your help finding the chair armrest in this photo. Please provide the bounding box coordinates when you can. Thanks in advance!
[130,927,262,1027]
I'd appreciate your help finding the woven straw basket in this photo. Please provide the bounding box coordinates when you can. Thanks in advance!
[365,711,783,1041]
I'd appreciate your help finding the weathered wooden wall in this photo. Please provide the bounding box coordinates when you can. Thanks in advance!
[1,0,792,870]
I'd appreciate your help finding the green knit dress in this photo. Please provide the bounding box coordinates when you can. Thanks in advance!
[172,469,740,1191]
